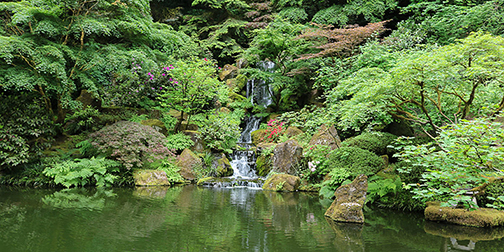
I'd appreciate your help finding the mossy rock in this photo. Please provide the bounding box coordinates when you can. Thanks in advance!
[284,126,303,139]
[425,202,504,227]
[256,155,272,177]
[309,124,341,150]
[141,119,168,136]
[213,153,233,177]
[133,169,170,186]
[226,78,238,90]
[229,92,246,102]
[218,64,238,81]
[341,132,397,156]
[197,177,215,186]
[76,89,102,110]
[262,174,301,192]
[175,148,201,181]
[251,129,268,145]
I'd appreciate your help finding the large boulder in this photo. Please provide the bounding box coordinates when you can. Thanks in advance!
[284,126,303,139]
[325,174,368,223]
[133,169,170,186]
[218,64,238,81]
[272,139,303,175]
[212,153,234,177]
[176,148,201,181]
[309,124,341,150]
[262,174,301,192]
[141,119,168,136]
[251,129,268,145]
[181,130,205,153]
[76,89,102,110]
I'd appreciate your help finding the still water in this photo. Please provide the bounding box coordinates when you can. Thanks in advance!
[0,186,503,252]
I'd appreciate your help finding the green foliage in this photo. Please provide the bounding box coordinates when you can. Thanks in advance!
[157,57,227,131]
[278,7,308,23]
[366,175,402,205]
[327,146,384,178]
[395,118,504,209]
[0,0,199,117]
[279,105,329,135]
[88,121,175,169]
[402,0,504,45]
[312,1,398,26]
[316,146,384,198]
[197,111,242,153]
[0,93,54,169]
[43,157,121,188]
[156,158,184,183]
[327,33,504,133]
[64,107,101,134]
[341,132,397,155]
[165,133,195,152]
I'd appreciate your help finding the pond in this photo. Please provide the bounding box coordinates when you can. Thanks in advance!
[0,186,503,252]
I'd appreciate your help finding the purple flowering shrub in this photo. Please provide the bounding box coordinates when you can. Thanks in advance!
[88,121,174,169]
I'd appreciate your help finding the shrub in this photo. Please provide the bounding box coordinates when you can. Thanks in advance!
[0,93,55,169]
[88,121,174,169]
[197,112,242,153]
[43,157,122,188]
[341,132,397,155]
[64,107,101,134]
[319,147,384,198]
[165,133,194,152]
[260,119,286,143]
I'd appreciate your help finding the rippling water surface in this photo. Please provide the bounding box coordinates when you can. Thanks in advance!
[0,186,502,252]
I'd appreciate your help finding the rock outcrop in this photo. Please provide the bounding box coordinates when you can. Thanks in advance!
[133,169,170,186]
[325,174,368,223]
[284,126,303,139]
[272,139,303,175]
[309,124,341,150]
[176,148,201,181]
[212,153,233,177]
[262,174,301,192]
[181,130,205,153]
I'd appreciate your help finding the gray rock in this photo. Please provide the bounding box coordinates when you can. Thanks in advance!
[325,174,368,223]
[272,139,303,175]
[133,169,170,186]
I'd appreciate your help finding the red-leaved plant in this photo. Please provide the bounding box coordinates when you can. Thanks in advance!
[89,121,174,169]
[261,119,285,143]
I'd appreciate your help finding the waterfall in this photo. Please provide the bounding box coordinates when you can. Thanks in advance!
[246,61,274,107]
[199,62,275,189]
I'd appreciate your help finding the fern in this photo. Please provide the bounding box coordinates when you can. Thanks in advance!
[43,157,121,188]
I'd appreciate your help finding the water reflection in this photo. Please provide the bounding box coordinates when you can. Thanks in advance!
[0,186,503,252]
[425,221,504,252]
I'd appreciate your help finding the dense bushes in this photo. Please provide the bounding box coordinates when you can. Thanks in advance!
[341,132,397,155]
[88,121,174,169]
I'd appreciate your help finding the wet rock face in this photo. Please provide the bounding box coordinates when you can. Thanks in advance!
[309,124,341,150]
[325,174,368,223]
[133,169,170,186]
[212,153,233,177]
[176,148,201,181]
[272,140,303,175]
[262,174,301,192]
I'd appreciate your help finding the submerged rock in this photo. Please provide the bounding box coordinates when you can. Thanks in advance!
[176,148,201,181]
[425,202,504,227]
[309,124,341,150]
[133,169,170,186]
[272,139,303,175]
[325,174,368,223]
[262,174,300,192]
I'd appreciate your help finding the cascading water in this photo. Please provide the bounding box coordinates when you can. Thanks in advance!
[200,62,274,189]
